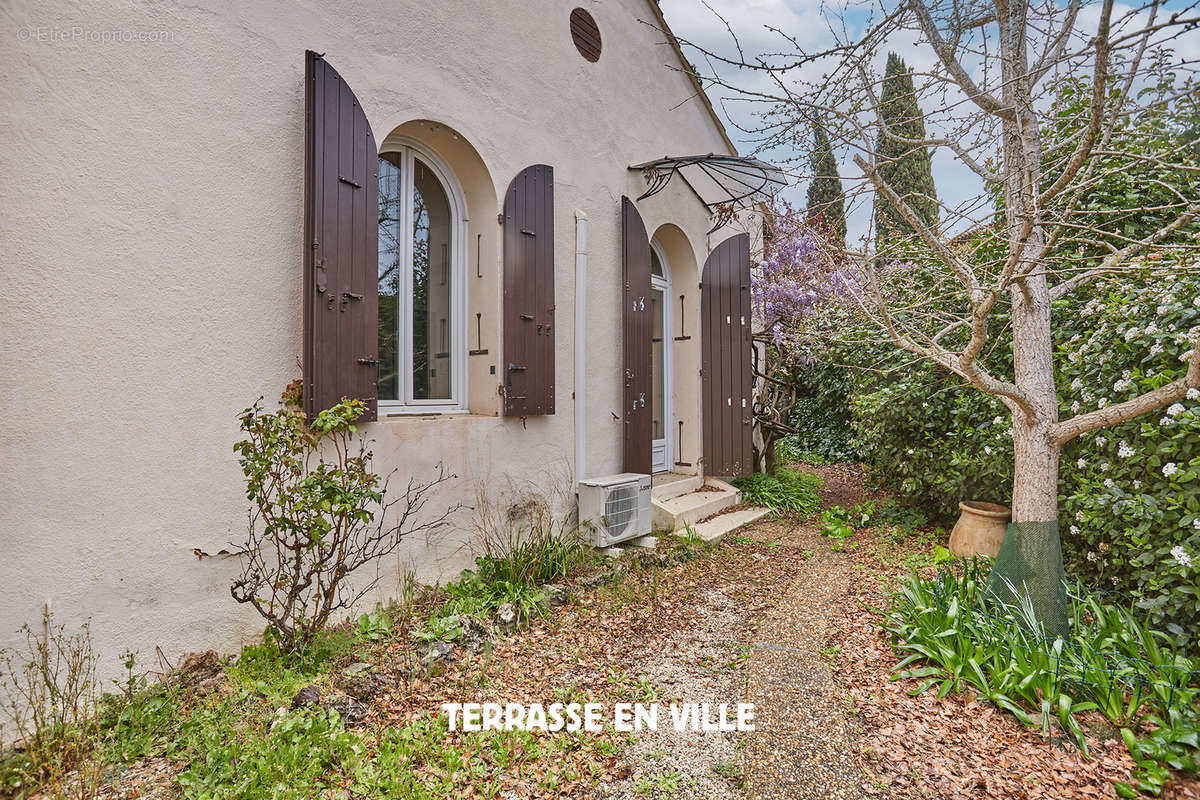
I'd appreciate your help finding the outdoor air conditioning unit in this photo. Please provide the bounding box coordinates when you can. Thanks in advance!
[577,473,653,547]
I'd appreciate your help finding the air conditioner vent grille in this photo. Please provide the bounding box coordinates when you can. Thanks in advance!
[578,473,652,547]
[602,484,638,540]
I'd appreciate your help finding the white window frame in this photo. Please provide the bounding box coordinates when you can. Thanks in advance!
[377,138,469,415]
[650,239,673,474]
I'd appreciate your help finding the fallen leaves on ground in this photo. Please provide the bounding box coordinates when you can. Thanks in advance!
[828,526,1200,800]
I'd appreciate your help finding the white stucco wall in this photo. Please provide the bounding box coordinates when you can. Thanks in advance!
[0,0,737,678]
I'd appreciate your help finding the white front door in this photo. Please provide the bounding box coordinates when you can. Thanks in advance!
[650,242,672,474]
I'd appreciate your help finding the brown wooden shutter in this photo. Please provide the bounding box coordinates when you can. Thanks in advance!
[621,197,653,474]
[303,50,379,422]
[502,164,555,416]
[701,233,753,477]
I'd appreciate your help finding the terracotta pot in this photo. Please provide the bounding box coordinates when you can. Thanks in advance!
[948,501,1011,558]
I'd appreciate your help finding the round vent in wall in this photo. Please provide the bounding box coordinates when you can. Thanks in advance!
[570,8,601,62]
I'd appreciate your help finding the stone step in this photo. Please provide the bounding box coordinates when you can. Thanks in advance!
[650,474,703,501]
[652,482,740,531]
[692,506,772,543]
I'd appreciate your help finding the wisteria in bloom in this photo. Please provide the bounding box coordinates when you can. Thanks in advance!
[751,200,852,351]
[748,201,855,471]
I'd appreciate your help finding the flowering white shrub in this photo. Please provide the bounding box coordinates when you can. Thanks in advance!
[1058,270,1200,646]
[835,266,1200,648]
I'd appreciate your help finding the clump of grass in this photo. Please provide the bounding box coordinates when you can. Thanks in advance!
[414,474,593,635]
[471,476,591,586]
[884,560,1200,796]
[732,466,822,517]
[712,757,745,787]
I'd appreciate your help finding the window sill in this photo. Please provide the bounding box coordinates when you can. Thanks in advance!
[378,409,497,421]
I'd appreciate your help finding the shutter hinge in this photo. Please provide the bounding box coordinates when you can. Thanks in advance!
[314,258,327,294]
[338,176,362,189]
[498,213,505,225]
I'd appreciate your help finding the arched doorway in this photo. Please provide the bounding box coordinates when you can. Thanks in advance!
[650,239,673,474]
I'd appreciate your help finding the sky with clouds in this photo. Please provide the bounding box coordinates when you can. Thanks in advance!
[657,0,1200,246]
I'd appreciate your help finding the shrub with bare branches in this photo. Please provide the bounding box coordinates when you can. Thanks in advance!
[0,612,101,797]
[231,381,456,651]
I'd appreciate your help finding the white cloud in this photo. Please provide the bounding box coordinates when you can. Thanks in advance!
[660,0,988,244]
[658,0,1200,247]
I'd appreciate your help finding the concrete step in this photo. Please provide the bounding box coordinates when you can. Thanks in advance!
[692,506,771,543]
[652,483,740,531]
[650,474,703,501]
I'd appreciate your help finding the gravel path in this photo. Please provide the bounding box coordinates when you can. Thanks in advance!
[741,540,868,800]
[600,583,755,800]
[598,510,873,799]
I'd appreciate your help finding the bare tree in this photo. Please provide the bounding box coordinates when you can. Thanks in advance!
[662,0,1200,525]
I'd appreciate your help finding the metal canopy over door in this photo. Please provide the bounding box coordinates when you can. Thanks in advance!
[621,197,653,475]
[303,50,379,422]
[701,233,752,477]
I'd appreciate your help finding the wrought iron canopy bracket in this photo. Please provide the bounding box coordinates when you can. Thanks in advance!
[628,154,787,232]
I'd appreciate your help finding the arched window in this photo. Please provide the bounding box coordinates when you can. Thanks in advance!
[377,142,467,411]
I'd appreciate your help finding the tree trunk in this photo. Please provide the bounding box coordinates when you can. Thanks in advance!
[1008,251,1060,523]
[1010,413,1060,522]
[997,5,1060,523]
[764,438,779,476]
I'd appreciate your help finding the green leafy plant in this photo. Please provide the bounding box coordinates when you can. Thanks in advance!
[230,381,456,651]
[732,466,822,517]
[176,705,361,798]
[440,568,548,625]
[414,614,464,644]
[884,561,1199,793]
[352,605,394,643]
[819,506,856,540]
[1118,710,1200,797]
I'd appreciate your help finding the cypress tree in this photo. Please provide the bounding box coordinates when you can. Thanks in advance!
[874,53,938,254]
[806,121,847,248]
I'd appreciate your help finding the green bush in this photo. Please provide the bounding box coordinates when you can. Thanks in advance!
[732,466,822,517]
[851,369,1014,523]
[1056,274,1200,649]
[779,360,862,463]
[792,269,1200,650]
[884,561,1199,794]
[231,381,454,651]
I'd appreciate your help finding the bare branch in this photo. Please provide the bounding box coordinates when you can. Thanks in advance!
[1049,205,1200,299]
[1038,0,1114,206]
[1050,338,1200,445]
[909,0,1014,120]
[854,153,981,291]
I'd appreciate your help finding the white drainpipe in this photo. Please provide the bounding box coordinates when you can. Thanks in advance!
[574,210,588,483]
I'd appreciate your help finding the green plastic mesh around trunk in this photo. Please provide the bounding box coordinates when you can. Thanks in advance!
[986,520,1069,639]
